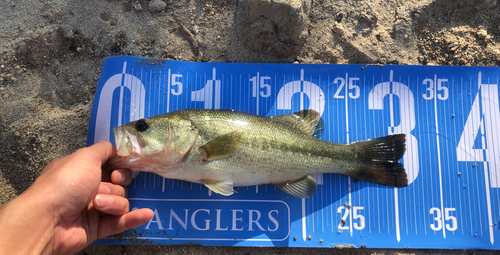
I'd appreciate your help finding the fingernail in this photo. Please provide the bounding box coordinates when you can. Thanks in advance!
[113,170,126,183]
[95,194,112,208]
[97,184,111,194]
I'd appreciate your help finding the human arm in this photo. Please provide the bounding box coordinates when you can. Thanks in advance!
[0,141,153,255]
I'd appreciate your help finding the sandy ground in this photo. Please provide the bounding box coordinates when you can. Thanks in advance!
[1,0,500,254]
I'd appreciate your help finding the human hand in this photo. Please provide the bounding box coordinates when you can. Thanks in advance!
[0,141,153,255]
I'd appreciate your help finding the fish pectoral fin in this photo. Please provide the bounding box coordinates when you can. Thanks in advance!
[270,110,324,138]
[274,175,317,198]
[202,179,234,196]
[199,131,245,161]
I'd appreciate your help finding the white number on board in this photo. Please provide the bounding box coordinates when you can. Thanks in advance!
[170,73,183,95]
[250,73,271,98]
[191,68,221,109]
[430,207,457,231]
[422,76,449,100]
[333,77,360,99]
[337,206,365,231]
[368,71,419,184]
[276,69,325,116]
[456,73,500,188]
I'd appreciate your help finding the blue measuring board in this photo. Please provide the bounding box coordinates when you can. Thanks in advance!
[87,56,500,249]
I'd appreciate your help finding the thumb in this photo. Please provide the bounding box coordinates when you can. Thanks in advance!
[87,140,118,166]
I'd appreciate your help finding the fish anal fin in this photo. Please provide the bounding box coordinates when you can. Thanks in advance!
[274,175,317,198]
[199,131,244,161]
[202,179,234,196]
[271,110,324,138]
[350,134,408,187]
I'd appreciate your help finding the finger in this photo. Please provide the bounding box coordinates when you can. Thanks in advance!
[97,208,154,239]
[87,140,118,165]
[96,182,126,197]
[111,169,132,186]
[94,194,129,215]
[91,141,117,182]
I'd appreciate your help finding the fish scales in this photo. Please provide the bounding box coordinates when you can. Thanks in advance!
[185,110,358,181]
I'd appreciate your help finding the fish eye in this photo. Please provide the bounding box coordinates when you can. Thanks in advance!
[135,119,149,132]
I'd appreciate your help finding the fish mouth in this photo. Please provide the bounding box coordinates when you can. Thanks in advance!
[114,126,142,157]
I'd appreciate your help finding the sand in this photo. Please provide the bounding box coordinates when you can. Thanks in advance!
[1,0,499,254]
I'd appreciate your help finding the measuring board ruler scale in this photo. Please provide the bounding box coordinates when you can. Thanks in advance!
[87,56,500,249]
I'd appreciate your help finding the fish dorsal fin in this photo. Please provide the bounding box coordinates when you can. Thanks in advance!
[199,131,245,161]
[202,179,234,196]
[271,110,324,138]
[274,175,317,198]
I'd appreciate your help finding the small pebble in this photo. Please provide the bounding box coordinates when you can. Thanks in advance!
[477,27,488,39]
[148,0,166,13]
[332,23,344,34]
[193,25,199,35]
[486,0,497,10]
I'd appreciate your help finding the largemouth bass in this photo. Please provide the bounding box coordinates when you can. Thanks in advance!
[104,109,407,198]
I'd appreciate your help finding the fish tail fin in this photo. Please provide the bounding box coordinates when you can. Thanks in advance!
[350,134,408,187]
